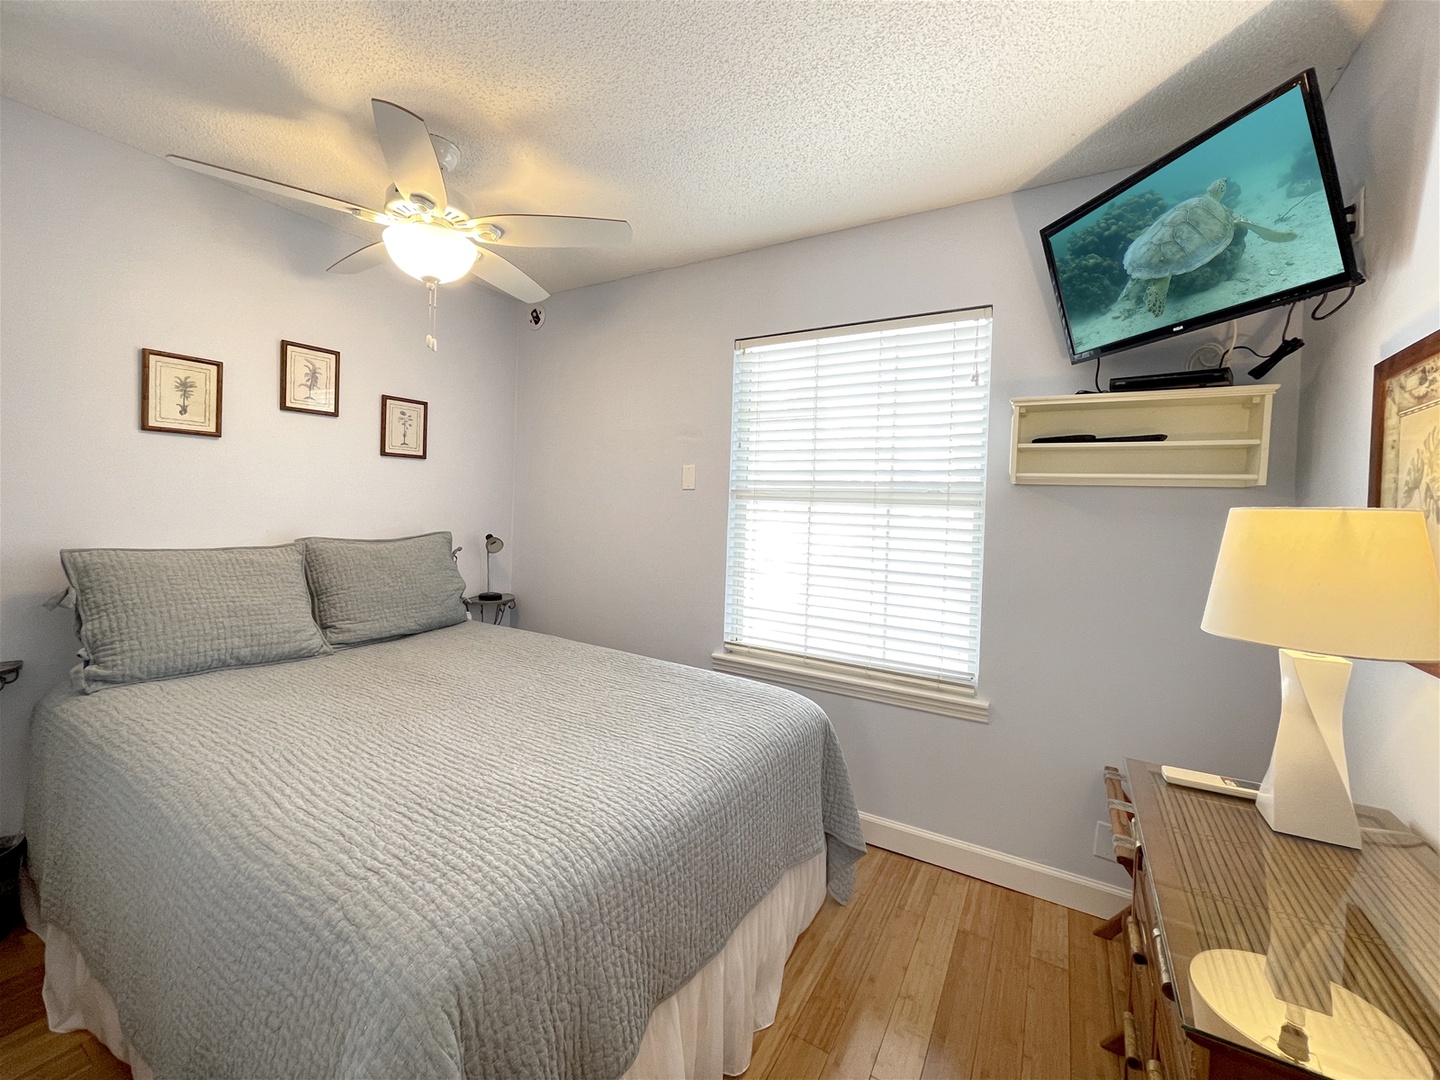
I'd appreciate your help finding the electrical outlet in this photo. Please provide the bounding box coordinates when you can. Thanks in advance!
[1344,185,1366,241]
[1093,820,1114,860]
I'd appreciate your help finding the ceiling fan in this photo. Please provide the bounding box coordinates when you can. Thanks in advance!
[167,99,631,350]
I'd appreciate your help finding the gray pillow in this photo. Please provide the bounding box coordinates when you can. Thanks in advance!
[60,544,331,693]
[299,532,467,646]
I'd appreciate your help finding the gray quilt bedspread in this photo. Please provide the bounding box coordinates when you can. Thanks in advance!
[26,622,865,1079]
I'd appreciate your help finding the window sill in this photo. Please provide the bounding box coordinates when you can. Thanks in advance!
[710,646,989,723]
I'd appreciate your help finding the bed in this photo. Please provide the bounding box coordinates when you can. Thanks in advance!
[24,536,865,1079]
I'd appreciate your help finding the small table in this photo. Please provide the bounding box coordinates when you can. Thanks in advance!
[463,593,516,625]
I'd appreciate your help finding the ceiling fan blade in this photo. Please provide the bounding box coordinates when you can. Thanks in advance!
[469,248,549,303]
[327,242,389,274]
[471,214,632,248]
[165,156,389,224]
[371,99,447,211]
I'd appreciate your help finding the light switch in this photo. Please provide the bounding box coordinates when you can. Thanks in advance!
[682,464,696,490]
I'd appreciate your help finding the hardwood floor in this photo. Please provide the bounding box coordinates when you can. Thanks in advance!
[0,925,129,1080]
[739,847,1127,1080]
[0,847,1126,1079]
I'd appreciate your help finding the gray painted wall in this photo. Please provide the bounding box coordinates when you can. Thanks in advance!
[0,100,520,832]
[1295,0,1440,844]
[512,168,1307,887]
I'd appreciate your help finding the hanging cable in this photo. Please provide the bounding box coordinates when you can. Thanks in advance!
[1311,285,1358,320]
[1189,320,1238,370]
[1224,304,1295,362]
[1075,356,1103,394]
[1223,304,1304,380]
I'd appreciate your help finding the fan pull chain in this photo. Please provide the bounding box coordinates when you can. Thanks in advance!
[425,279,439,352]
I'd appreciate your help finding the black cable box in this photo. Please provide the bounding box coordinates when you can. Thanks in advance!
[1109,367,1234,393]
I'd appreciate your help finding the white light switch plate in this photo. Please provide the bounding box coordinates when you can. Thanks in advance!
[682,464,695,490]
[1093,820,1113,860]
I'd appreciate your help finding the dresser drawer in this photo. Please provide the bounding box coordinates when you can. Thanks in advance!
[1121,778,1203,1080]
[1130,867,1161,1074]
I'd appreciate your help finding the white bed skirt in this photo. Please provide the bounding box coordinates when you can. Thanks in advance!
[622,851,826,1078]
[22,850,826,1079]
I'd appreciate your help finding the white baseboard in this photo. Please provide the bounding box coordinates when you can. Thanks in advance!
[859,812,1130,919]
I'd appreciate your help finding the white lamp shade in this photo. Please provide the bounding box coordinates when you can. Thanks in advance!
[1202,507,1440,662]
[382,221,478,284]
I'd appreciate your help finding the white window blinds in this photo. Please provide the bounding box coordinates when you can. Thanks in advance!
[723,308,992,691]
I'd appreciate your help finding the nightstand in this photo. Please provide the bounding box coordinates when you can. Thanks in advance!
[1100,759,1439,1079]
[463,593,516,625]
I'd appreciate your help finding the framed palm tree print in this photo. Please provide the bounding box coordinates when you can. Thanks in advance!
[141,349,222,437]
[280,340,340,416]
[380,395,427,459]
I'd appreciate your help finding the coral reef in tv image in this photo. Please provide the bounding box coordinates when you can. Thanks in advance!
[1052,86,1348,357]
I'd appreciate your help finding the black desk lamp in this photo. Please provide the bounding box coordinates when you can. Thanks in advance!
[476,534,504,601]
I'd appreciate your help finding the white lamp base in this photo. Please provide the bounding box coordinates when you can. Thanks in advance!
[1256,649,1362,849]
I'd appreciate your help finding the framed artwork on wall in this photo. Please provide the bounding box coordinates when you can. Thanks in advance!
[141,349,223,437]
[380,395,428,459]
[280,340,340,416]
[1370,326,1440,678]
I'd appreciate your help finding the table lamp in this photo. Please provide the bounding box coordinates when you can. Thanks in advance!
[1201,507,1440,848]
[476,533,504,601]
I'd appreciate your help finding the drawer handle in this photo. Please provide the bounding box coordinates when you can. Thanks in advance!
[1127,916,1148,965]
[1122,1011,1143,1070]
[1110,812,1138,854]
[1151,926,1174,1000]
[1146,1059,1164,1080]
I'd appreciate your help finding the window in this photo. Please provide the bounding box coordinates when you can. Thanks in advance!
[712,308,992,721]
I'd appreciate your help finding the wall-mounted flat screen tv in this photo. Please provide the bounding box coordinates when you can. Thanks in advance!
[1040,69,1363,364]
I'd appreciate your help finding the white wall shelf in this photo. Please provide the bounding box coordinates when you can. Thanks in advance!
[1009,384,1278,488]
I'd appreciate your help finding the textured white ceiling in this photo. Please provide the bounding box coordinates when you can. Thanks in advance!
[0,0,1382,297]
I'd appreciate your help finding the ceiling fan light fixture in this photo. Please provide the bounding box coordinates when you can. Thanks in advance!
[382,221,477,284]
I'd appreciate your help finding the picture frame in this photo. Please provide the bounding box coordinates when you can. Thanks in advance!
[141,349,222,437]
[280,340,340,416]
[380,395,428,459]
[1369,326,1440,678]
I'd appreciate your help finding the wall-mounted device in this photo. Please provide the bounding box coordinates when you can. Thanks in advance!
[1109,367,1234,393]
[1040,69,1364,367]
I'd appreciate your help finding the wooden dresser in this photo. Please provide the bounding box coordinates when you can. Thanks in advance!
[1103,759,1440,1079]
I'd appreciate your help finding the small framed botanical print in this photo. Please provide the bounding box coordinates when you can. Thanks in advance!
[141,349,222,437]
[280,340,340,416]
[380,395,428,459]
